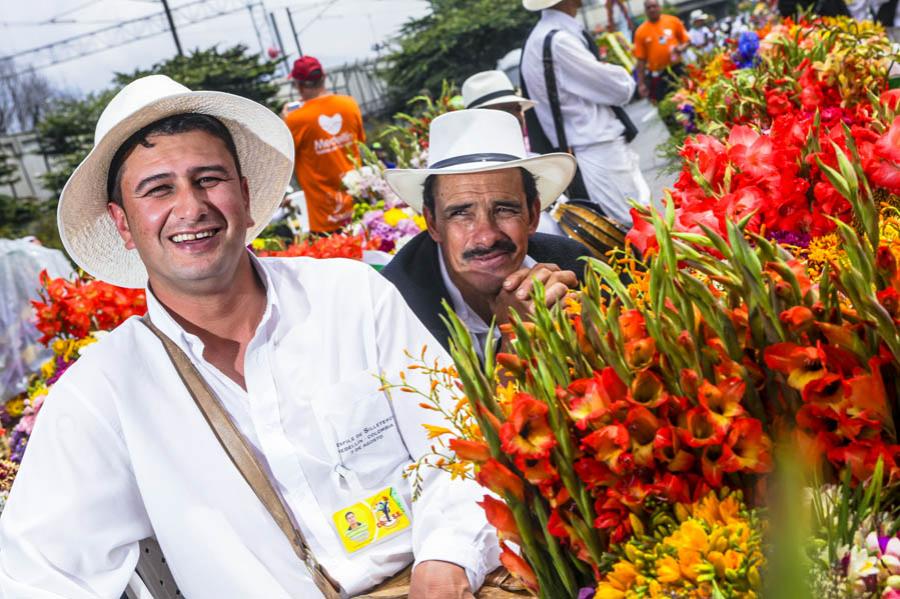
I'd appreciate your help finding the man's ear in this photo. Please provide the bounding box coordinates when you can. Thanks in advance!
[423,205,441,244]
[241,176,254,227]
[527,197,541,235]
[107,202,136,250]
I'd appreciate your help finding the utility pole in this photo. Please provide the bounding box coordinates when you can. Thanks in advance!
[160,0,184,56]
[268,11,290,75]
[286,7,302,57]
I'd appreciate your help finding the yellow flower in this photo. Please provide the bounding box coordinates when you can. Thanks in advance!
[606,561,639,591]
[669,519,709,553]
[383,207,409,227]
[656,555,681,583]
[4,397,25,418]
[422,424,453,439]
[413,214,427,231]
[677,547,704,581]
[250,238,266,250]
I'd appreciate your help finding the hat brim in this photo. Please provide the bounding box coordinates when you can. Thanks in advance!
[384,153,577,214]
[58,90,295,289]
[523,0,561,10]
[468,95,537,112]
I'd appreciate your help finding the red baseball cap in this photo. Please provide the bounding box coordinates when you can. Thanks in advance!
[290,56,325,82]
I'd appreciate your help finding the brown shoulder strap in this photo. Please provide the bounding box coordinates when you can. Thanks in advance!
[139,315,342,599]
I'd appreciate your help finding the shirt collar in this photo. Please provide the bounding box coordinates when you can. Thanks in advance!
[437,247,537,336]
[145,251,279,356]
[540,8,585,35]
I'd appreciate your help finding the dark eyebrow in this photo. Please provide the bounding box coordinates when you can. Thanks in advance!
[493,199,522,208]
[189,164,231,177]
[134,172,173,195]
[442,202,473,216]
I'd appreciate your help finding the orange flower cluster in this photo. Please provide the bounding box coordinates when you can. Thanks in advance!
[31,270,147,344]
[254,234,380,261]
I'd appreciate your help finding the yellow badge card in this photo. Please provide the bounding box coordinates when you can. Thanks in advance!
[332,487,411,554]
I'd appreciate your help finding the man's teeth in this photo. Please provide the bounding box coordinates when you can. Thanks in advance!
[172,230,216,243]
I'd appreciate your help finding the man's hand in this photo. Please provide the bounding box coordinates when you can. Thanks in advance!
[409,560,474,599]
[490,263,578,326]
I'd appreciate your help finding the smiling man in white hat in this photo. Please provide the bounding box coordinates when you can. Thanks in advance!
[0,75,499,599]
[381,109,590,359]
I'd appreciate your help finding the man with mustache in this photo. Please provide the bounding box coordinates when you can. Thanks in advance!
[382,109,590,359]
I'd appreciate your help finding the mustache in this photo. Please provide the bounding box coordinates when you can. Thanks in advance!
[462,240,517,261]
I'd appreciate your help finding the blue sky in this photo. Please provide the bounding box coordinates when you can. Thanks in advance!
[0,0,430,95]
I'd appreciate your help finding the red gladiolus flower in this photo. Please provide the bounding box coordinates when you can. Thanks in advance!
[573,456,615,488]
[477,495,521,545]
[624,336,657,370]
[499,394,556,459]
[654,426,696,472]
[763,342,828,390]
[801,373,844,407]
[882,89,900,111]
[701,444,731,487]
[626,208,659,256]
[513,455,559,485]
[582,424,631,474]
[476,459,524,501]
[766,89,793,117]
[619,309,648,342]
[845,361,889,423]
[565,368,627,429]
[498,542,538,591]
[448,438,491,463]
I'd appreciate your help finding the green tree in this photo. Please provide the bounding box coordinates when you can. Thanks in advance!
[0,147,19,192]
[384,0,535,110]
[36,45,279,199]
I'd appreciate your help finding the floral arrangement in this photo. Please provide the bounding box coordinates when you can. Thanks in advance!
[0,271,146,513]
[648,15,900,250]
[252,233,382,261]
[389,77,900,594]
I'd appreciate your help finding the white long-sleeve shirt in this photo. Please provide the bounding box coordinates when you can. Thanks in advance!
[521,9,636,149]
[0,255,498,598]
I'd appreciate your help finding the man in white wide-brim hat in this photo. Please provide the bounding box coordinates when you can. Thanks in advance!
[381,109,590,360]
[0,75,499,599]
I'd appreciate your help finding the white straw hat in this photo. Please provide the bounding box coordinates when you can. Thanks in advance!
[57,75,295,288]
[522,0,563,10]
[462,70,536,111]
[384,109,575,213]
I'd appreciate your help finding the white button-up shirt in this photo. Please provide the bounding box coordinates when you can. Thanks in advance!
[521,9,636,149]
[0,256,498,598]
[438,250,536,360]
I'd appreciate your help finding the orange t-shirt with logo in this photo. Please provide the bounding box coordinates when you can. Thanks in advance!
[285,94,365,233]
[633,14,689,73]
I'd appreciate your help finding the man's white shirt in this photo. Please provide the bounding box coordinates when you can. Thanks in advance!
[0,255,498,598]
[438,250,536,360]
[521,9,636,150]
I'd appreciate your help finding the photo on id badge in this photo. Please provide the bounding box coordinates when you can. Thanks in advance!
[332,487,411,554]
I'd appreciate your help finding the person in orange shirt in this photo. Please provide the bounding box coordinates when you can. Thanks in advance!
[632,0,690,103]
[283,56,365,233]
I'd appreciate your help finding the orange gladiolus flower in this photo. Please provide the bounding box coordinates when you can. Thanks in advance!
[499,393,556,459]
[628,369,668,409]
[624,336,656,370]
[619,309,647,342]
[476,459,525,501]
[845,359,890,423]
[722,417,773,473]
[498,542,538,592]
[654,426,696,472]
[625,406,659,467]
[477,495,521,545]
[514,455,559,485]
[448,438,491,463]
[763,342,828,390]
[679,406,728,448]
[697,378,746,428]
[779,305,815,333]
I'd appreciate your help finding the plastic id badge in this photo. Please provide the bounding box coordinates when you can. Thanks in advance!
[331,486,411,554]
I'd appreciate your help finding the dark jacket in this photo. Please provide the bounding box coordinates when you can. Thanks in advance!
[381,231,592,353]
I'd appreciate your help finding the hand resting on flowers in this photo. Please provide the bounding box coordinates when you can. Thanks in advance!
[490,262,578,326]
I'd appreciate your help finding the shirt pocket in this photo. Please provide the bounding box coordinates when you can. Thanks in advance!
[313,371,412,491]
